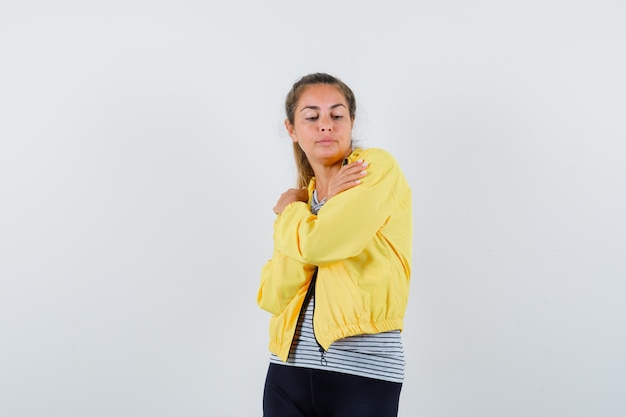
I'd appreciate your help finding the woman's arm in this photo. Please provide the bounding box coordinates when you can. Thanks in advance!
[273,148,409,266]
[257,248,316,315]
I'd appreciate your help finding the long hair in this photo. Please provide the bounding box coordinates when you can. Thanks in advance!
[284,73,357,188]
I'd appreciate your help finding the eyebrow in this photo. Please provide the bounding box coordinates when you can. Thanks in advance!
[299,103,347,112]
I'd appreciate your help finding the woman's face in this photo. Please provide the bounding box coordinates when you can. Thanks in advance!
[286,83,354,167]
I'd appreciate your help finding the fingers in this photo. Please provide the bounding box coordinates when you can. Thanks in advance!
[273,188,308,214]
[340,159,368,184]
[351,159,368,180]
[327,160,368,199]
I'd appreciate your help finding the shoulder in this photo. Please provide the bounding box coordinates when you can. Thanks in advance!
[353,147,400,170]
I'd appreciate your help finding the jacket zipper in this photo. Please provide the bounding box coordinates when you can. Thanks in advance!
[310,267,327,366]
[311,282,327,366]
[294,267,327,366]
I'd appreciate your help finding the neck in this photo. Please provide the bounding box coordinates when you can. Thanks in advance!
[310,149,353,200]
[313,165,340,200]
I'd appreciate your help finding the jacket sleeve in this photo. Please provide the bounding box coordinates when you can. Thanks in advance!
[257,248,316,315]
[273,148,405,266]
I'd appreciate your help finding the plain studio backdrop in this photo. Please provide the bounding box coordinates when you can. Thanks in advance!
[1,1,624,416]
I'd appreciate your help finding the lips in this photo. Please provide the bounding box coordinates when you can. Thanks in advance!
[316,137,336,145]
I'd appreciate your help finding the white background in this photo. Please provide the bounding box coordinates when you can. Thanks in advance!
[1,1,625,416]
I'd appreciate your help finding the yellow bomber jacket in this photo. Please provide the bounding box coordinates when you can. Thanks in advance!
[257,148,412,361]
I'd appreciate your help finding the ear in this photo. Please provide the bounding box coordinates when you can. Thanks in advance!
[285,119,298,142]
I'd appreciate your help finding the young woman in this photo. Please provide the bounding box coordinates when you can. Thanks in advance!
[258,73,412,417]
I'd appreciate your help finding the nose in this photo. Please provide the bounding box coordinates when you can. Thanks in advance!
[319,115,333,132]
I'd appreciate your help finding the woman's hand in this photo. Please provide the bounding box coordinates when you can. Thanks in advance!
[272,160,367,214]
[326,160,368,200]
[273,188,309,214]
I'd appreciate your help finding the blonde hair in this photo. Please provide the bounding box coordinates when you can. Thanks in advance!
[285,73,356,188]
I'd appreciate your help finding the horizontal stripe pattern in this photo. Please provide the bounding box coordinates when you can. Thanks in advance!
[270,294,405,383]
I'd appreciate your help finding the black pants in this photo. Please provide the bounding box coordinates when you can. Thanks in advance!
[263,363,402,417]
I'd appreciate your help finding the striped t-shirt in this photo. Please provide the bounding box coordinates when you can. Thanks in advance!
[269,190,405,383]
